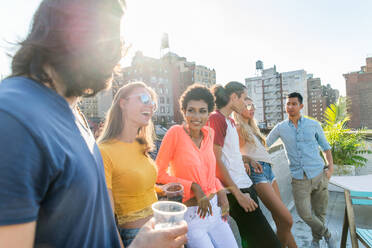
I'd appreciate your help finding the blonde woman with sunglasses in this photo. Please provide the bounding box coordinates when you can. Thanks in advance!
[97,82,158,247]
[234,97,297,248]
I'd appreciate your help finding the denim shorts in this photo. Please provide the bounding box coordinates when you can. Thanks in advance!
[118,227,140,247]
[249,161,275,184]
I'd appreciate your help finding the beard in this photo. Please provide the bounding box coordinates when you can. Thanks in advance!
[52,44,121,98]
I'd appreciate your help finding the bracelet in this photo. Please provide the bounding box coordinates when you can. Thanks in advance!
[198,195,208,203]
[221,206,230,215]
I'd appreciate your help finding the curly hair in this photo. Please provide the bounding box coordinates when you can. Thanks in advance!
[179,84,215,113]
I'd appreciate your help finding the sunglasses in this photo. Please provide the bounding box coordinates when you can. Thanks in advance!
[246,103,255,110]
[126,93,157,111]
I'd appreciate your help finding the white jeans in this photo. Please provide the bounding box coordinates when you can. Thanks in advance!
[184,195,239,248]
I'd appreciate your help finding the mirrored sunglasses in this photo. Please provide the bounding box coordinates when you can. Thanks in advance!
[126,93,157,111]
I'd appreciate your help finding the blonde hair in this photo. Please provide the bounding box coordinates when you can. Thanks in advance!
[233,99,266,147]
[97,82,157,155]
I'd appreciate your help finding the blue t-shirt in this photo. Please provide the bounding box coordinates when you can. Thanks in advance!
[0,77,121,247]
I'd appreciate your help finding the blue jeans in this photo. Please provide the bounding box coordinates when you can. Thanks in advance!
[249,161,275,184]
[118,227,140,247]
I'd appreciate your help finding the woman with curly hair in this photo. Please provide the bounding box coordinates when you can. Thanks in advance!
[156,84,239,248]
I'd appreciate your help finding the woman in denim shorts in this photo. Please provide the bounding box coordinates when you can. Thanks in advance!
[234,98,298,248]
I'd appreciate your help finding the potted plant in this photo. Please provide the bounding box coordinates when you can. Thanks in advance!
[323,98,371,176]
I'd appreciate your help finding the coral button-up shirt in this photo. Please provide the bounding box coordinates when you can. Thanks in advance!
[156,125,223,202]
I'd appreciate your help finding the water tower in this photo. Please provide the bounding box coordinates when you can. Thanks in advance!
[255,60,263,76]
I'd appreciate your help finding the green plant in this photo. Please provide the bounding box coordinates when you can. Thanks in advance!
[323,98,371,171]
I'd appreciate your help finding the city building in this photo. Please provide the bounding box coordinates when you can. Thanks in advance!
[79,87,113,127]
[245,64,308,129]
[307,76,339,122]
[79,50,216,128]
[344,57,372,129]
[322,84,339,109]
[193,65,216,88]
[119,51,175,126]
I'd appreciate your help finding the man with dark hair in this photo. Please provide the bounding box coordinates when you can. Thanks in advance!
[0,0,187,247]
[287,92,303,104]
[266,92,337,248]
[209,82,281,248]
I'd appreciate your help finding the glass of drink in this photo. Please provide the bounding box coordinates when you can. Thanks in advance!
[152,201,187,230]
[163,182,184,203]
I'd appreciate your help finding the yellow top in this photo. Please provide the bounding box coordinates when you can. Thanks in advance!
[99,140,158,225]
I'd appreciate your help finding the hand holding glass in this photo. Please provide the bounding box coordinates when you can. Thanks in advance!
[152,201,187,230]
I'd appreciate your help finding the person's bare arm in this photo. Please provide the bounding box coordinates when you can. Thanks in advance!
[0,221,36,248]
[213,144,239,194]
[213,145,257,212]
[323,149,334,179]
[108,189,124,248]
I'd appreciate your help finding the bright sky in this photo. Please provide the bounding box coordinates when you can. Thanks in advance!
[1,0,372,95]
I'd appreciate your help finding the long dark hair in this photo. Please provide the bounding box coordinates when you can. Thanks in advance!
[10,0,126,97]
[212,81,246,109]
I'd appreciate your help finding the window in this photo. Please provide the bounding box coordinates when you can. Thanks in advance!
[166,97,170,104]
[160,97,165,104]
[160,107,165,113]
[166,106,170,113]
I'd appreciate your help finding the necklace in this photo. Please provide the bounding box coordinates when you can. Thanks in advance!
[183,125,203,148]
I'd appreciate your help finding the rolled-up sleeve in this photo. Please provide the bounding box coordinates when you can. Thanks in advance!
[155,127,193,202]
[315,123,331,151]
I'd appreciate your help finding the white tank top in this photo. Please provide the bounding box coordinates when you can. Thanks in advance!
[240,134,272,165]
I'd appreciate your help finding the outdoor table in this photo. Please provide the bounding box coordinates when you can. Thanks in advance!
[329,175,372,248]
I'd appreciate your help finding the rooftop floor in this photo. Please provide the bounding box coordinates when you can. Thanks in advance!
[291,191,372,247]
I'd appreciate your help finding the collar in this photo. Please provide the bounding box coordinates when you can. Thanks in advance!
[287,115,304,127]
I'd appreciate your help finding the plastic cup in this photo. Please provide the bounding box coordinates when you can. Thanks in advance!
[163,182,184,203]
[151,201,187,230]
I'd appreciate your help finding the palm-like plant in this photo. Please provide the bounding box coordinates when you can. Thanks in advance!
[323,97,371,174]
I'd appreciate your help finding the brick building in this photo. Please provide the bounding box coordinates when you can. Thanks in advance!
[118,51,175,126]
[307,76,339,122]
[344,57,372,129]
[79,50,216,127]
[116,51,216,126]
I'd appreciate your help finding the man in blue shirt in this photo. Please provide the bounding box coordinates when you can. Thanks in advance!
[0,0,187,247]
[267,92,337,248]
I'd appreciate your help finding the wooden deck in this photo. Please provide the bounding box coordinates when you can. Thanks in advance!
[290,191,372,247]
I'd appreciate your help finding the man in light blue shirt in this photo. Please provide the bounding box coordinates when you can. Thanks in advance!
[267,92,337,248]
